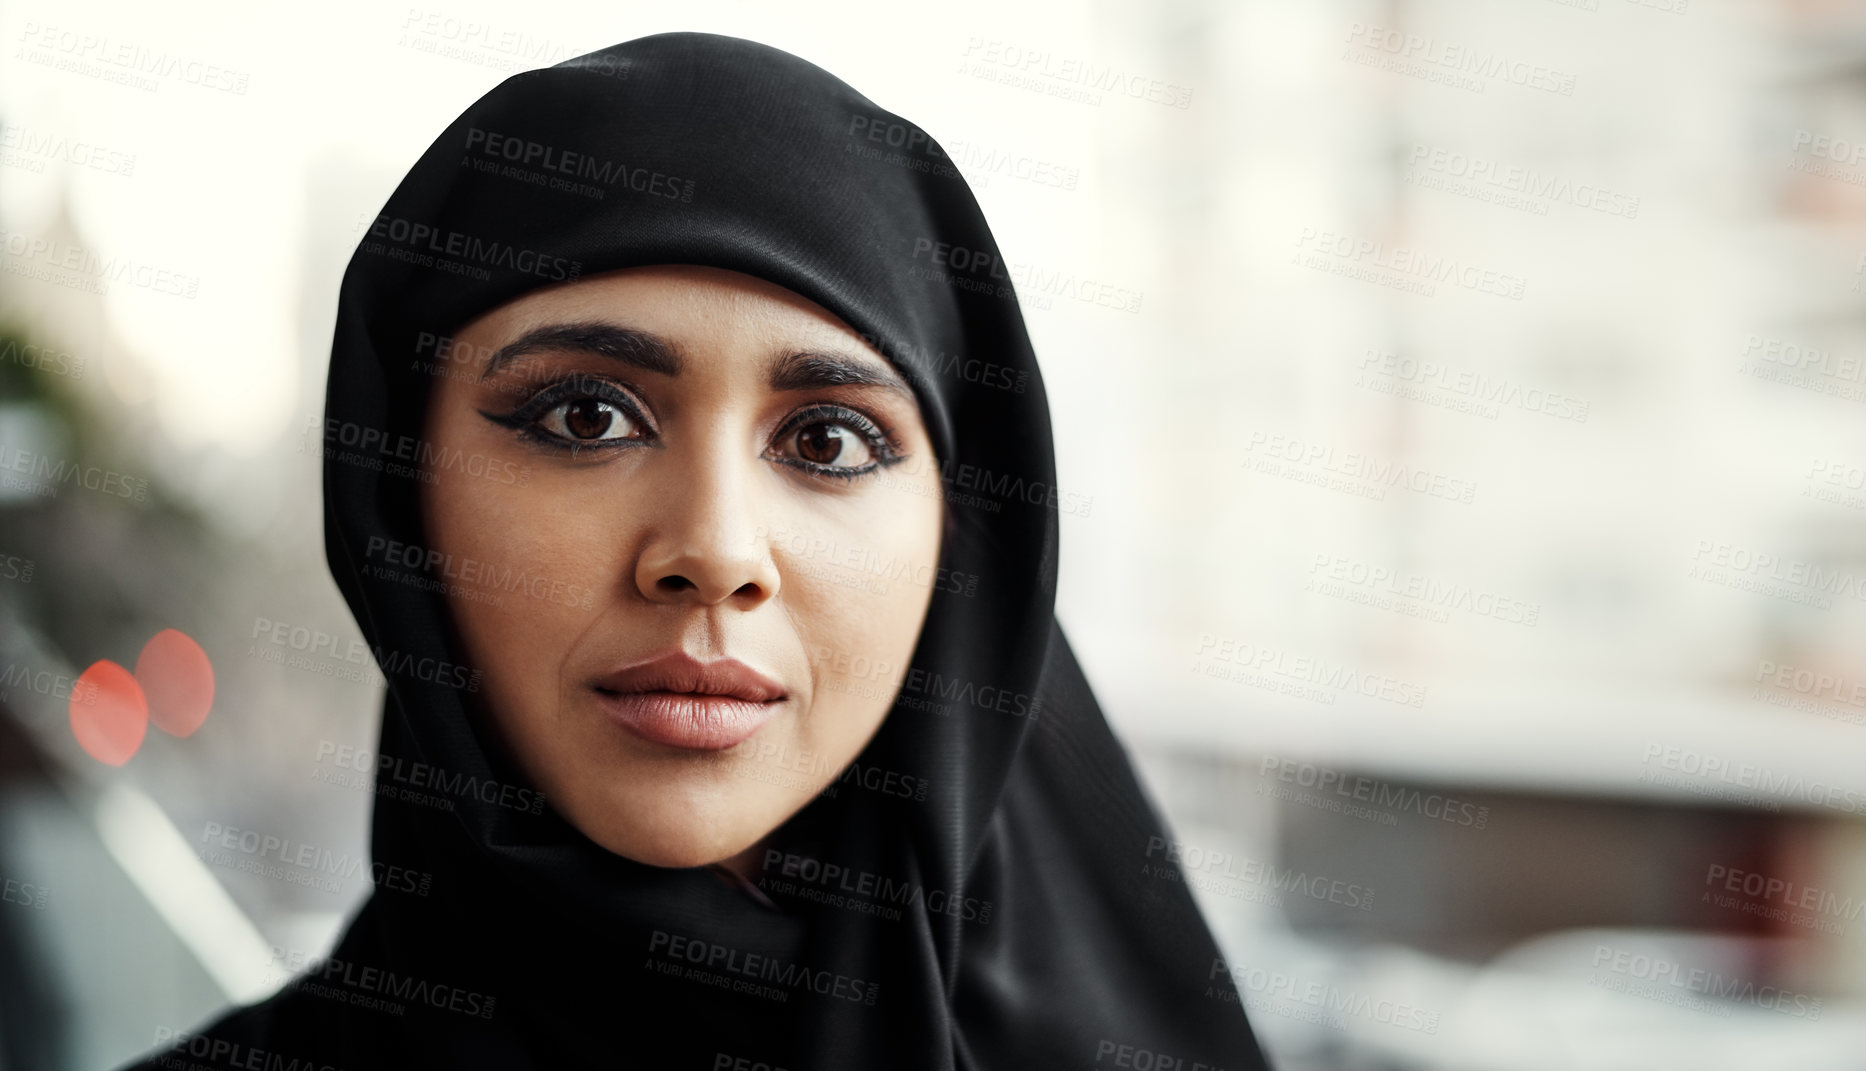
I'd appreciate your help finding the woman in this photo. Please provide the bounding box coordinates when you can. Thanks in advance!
[125,31,1271,1070]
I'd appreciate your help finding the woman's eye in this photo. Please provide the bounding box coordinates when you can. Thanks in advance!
[538,398,642,442]
[478,378,655,452]
[783,420,875,469]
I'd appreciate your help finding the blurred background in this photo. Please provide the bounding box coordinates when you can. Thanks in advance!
[1,0,1864,1067]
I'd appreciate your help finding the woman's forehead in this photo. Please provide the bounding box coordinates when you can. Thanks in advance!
[461,266,879,353]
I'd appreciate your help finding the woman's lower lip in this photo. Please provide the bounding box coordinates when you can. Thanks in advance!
[593,689,781,751]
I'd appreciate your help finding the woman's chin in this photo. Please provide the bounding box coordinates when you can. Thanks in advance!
[587,820,764,872]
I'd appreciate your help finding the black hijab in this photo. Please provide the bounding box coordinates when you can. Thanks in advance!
[124,32,1271,1071]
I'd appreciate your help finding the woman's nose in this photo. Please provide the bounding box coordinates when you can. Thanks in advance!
[633,442,781,608]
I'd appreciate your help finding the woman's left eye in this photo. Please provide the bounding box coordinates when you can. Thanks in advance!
[784,421,874,468]
[769,407,898,477]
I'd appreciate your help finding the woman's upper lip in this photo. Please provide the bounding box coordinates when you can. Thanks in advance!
[592,651,787,702]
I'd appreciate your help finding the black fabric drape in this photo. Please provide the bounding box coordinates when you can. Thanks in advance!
[123,31,1271,1071]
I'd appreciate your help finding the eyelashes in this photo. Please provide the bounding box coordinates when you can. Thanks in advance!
[767,403,907,481]
[476,374,908,480]
[478,376,651,454]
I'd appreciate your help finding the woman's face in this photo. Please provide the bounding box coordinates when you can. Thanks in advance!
[417,265,944,872]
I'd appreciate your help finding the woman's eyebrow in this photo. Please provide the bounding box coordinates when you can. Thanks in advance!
[476,319,916,402]
[766,350,915,401]
[477,321,684,381]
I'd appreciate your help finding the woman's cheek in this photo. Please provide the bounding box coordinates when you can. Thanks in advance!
[792,562,925,745]
[422,477,567,703]
[444,470,597,603]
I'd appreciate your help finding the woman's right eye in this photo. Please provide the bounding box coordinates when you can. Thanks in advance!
[535,397,644,442]
[478,377,656,451]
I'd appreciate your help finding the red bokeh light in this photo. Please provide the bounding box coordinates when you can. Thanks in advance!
[70,660,148,766]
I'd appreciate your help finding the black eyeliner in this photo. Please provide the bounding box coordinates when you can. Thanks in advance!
[771,403,907,480]
[476,374,656,454]
[472,375,908,478]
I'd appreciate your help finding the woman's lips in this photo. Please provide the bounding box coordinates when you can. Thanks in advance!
[592,690,782,751]
[591,652,787,751]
